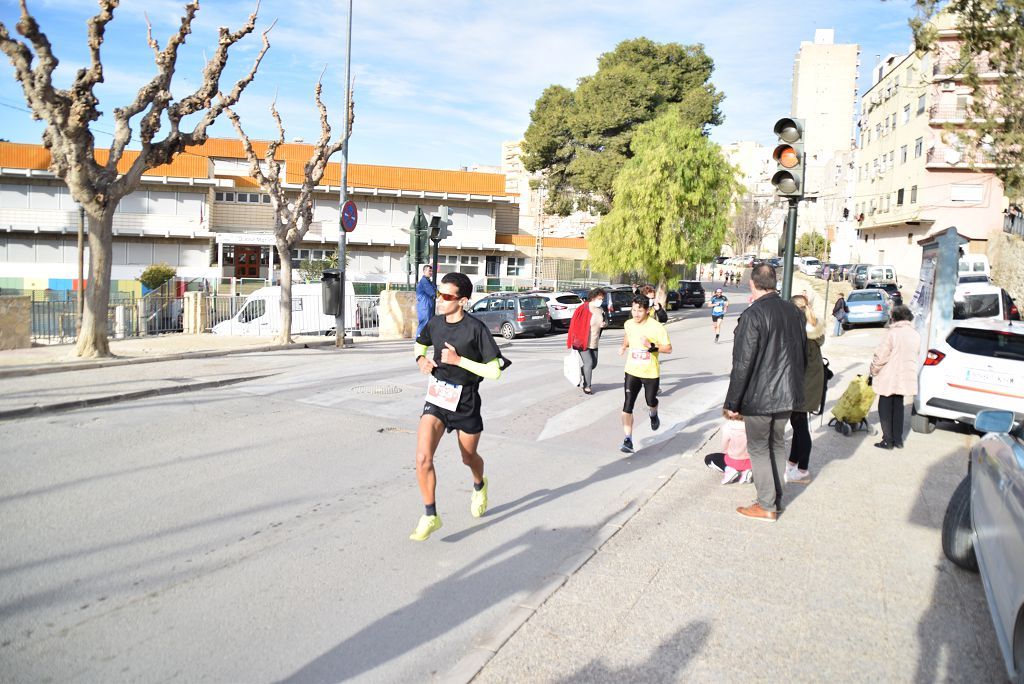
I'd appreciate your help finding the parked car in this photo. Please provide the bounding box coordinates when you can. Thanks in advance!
[798,257,822,276]
[866,281,903,307]
[941,408,1024,683]
[467,293,549,339]
[678,280,706,308]
[953,283,1021,322]
[913,319,1024,433]
[665,289,681,310]
[604,286,636,328]
[848,264,869,287]
[766,257,783,268]
[817,263,837,279]
[842,288,891,329]
[714,256,729,265]
[531,291,583,331]
[834,263,854,281]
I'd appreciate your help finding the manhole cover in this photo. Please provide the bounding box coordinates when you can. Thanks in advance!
[350,384,404,396]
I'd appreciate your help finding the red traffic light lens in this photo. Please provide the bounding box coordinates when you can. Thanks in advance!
[774,144,799,168]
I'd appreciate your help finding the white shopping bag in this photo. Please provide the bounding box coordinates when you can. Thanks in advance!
[562,350,583,387]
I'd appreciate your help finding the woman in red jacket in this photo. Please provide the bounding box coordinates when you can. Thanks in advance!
[567,288,607,394]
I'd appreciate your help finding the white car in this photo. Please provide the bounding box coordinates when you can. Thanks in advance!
[798,257,822,276]
[913,319,1024,433]
[953,282,1021,321]
[530,291,583,331]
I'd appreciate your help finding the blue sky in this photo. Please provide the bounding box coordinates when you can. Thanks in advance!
[0,0,920,171]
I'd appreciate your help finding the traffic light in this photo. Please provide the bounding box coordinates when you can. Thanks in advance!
[409,206,429,264]
[429,205,452,241]
[771,117,805,198]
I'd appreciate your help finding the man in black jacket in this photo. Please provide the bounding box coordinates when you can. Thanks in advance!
[724,264,807,521]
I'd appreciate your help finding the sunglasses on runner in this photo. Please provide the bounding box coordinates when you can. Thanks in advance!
[437,292,461,301]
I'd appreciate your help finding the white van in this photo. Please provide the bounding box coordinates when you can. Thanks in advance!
[958,254,991,283]
[212,283,355,336]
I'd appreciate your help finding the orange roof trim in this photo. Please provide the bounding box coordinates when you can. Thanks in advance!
[0,141,211,178]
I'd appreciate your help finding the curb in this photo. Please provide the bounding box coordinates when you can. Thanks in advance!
[0,374,273,422]
[443,425,721,683]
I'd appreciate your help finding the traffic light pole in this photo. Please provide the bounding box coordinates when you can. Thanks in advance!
[781,197,799,300]
[430,237,440,316]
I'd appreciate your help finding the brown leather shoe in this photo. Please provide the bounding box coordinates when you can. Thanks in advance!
[736,502,778,522]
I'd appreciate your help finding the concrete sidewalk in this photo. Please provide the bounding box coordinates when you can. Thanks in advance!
[462,329,1006,682]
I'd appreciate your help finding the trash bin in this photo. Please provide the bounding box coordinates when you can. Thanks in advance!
[322,268,341,316]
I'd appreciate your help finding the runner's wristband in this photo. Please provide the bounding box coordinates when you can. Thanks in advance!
[648,343,658,353]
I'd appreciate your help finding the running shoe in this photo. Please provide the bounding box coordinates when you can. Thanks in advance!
[720,467,741,485]
[650,413,660,431]
[788,469,811,485]
[740,470,754,484]
[470,477,489,518]
[620,437,634,454]
[409,514,442,541]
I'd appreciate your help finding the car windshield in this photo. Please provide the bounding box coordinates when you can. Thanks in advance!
[556,295,582,304]
[847,291,882,303]
[518,297,546,310]
[953,294,1000,319]
[947,328,1024,360]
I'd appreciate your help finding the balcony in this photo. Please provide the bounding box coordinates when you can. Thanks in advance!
[929,104,969,122]
[925,147,996,168]
[933,55,997,78]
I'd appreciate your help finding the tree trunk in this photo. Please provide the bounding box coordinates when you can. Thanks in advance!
[276,243,293,345]
[655,277,668,309]
[75,211,115,358]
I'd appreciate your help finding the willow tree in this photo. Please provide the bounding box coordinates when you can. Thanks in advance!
[588,110,740,302]
[226,77,344,345]
[0,1,270,357]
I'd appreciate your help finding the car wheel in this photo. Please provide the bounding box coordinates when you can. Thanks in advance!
[696,301,704,308]
[500,322,516,340]
[911,409,936,434]
[941,475,978,571]
[841,322,851,331]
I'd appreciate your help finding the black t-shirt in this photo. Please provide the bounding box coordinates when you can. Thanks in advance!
[416,313,500,386]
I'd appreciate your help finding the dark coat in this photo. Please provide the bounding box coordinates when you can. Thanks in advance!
[801,333,826,413]
[724,292,807,416]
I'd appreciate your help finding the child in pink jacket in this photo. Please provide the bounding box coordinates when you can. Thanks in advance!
[703,414,753,484]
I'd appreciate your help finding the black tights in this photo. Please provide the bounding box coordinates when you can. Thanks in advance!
[788,411,811,470]
[878,394,905,445]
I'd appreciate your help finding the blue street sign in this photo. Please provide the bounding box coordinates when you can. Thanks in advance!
[341,200,358,233]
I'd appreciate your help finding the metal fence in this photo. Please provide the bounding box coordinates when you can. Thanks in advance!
[1005,210,1024,238]
[29,292,185,343]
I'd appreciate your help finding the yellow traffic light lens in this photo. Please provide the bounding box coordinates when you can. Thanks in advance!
[774,145,798,167]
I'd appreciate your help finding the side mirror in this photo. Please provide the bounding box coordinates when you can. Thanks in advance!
[975,409,1015,434]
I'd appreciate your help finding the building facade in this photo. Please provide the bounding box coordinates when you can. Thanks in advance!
[851,12,1006,279]
[0,139,554,295]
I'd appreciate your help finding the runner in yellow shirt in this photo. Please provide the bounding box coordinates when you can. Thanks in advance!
[618,294,673,453]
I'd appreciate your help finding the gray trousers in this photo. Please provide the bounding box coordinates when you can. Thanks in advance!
[581,348,599,389]
[743,412,791,512]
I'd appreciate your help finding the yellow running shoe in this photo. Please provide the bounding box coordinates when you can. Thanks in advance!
[470,477,489,518]
[409,514,442,541]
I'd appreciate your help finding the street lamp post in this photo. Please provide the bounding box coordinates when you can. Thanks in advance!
[335,0,353,348]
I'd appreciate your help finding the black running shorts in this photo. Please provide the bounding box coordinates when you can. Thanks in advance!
[623,372,659,414]
[421,383,483,434]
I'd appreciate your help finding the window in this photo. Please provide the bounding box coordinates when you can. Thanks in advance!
[459,255,480,275]
[951,184,984,203]
[239,299,266,323]
[908,232,914,244]
[506,257,526,276]
[215,191,236,202]
[237,193,249,203]
[911,185,918,203]
[914,138,923,158]
[917,95,926,114]
[903,104,910,124]
[485,255,501,277]
[897,188,905,206]
[900,145,908,164]
[875,123,881,139]
[262,195,271,204]
[892,111,898,129]
[906,66,915,83]
[30,185,62,210]
[119,191,148,213]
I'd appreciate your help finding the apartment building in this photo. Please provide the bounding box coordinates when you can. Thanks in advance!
[852,13,1005,279]
[0,139,533,295]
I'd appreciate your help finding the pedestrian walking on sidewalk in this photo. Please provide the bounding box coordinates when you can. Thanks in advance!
[832,293,849,337]
[869,305,921,450]
[710,288,729,343]
[785,294,825,485]
[410,272,506,541]
[724,264,807,521]
[415,265,436,338]
[618,295,672,454]
[567,288,607,395]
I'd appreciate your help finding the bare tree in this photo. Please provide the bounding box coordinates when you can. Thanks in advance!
[226,77,344,345]
[0,1,270,357]
[730,194,777,255]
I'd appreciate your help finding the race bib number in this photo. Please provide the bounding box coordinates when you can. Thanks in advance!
[425,376,463,411]
[630,349,651,362]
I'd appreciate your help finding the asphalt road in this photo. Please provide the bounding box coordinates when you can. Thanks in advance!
[0,300,746,683]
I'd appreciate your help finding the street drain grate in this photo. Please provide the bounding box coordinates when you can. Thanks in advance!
[350,384,404,396]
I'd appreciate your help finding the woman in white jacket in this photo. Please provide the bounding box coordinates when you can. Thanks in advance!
[869,305,922,449]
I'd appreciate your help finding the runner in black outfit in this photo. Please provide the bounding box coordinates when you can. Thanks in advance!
[410,272,504,541]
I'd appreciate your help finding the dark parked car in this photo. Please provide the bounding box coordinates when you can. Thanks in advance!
[678,281,706,307]
[604,287,636,328]
[942,409,1024,683]
[867,281,903,307]
[666,290,681,310]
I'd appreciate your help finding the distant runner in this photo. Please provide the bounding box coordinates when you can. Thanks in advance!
[710,287,729,343]
[410,272,506,541]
